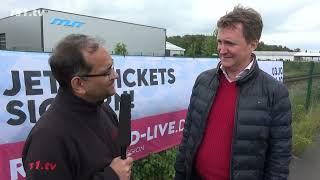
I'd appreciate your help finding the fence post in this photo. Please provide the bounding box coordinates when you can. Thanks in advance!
[305,61,315,111]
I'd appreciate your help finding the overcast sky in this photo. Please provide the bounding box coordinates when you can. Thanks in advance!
[1,0,319,51]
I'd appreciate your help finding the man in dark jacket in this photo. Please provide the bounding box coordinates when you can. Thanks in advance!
[175,5,292,180]
[22,34,133,180]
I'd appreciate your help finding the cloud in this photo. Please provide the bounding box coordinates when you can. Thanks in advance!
[0,0,319,51]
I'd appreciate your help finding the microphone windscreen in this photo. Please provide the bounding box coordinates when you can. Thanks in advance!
[118,94,131,147]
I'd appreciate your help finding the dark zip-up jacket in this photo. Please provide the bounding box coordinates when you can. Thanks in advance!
[22,88,120,180]
[175,58,292,180]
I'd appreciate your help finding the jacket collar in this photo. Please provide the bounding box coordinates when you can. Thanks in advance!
[215,53,260,85]
[53,88,102,114]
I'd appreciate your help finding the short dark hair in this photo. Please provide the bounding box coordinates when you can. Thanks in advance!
[49,34,101,89]
[217,5,263,43]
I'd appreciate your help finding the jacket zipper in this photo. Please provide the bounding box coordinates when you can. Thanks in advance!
[230,84,240,180]
[229,55,256,179]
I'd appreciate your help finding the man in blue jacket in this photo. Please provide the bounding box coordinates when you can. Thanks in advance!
[175,5,292,180]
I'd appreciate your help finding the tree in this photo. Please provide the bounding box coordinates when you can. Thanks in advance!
[114,42,128,56]
[167,34,217,57]
[185,42,196,57]
[256,41,293,51]
[168,33,299,57]
[202,35,218,57]
[293,48,301,52]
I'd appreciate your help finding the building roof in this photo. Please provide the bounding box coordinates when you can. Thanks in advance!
[166,42,185,51]
[1,8,166,30]
[294,52,320,57]
[253,51,296,56]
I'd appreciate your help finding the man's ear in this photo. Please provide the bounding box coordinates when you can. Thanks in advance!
[250,40,259,51]
[71,76,86,95]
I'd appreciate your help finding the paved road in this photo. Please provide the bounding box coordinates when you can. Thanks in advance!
[289,134,320,180]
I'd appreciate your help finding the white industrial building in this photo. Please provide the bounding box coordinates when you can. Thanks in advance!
[254,51,320,62]
[294,52,320,62]
[254,51,296,61]
[0,8,166,56]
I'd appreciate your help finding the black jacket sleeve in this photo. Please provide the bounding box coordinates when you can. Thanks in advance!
[264,83,292,180]
[22,128,73,180]
[174,105,192,180]
[174,74,202,180]
[22,129,119,180]
[92,166,119,180]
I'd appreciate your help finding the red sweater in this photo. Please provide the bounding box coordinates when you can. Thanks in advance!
[195,74,238,180]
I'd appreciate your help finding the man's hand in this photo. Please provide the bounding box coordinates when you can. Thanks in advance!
[110,156,133,180]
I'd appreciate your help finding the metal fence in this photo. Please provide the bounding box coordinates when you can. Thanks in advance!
[284,61,320,111]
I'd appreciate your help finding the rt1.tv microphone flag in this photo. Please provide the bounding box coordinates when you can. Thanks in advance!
[118,93,131,159]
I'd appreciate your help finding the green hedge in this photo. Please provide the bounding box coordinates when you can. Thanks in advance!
[132,148,177,179]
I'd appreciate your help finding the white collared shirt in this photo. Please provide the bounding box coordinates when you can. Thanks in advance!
[220,60,254,82]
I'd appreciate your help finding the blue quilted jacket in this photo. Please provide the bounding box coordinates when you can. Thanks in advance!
[175,58,292,180]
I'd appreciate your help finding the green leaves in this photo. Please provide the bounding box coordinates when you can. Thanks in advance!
[132,148,177,179]
[256,41,292,51]
[114,42,128,56]
[167,34,218,58]
[167,34,296,58]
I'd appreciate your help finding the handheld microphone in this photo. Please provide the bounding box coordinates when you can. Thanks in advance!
[118,94,131,159]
